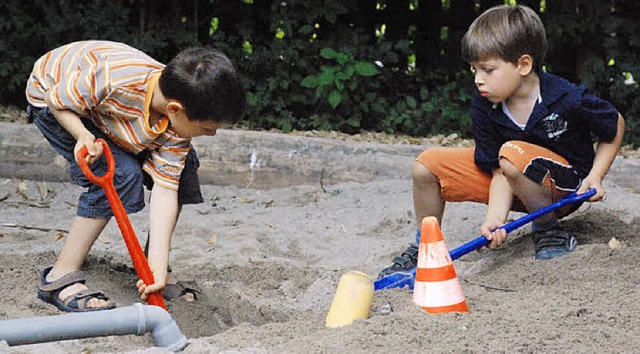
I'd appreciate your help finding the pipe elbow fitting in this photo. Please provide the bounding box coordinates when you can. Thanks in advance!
[136,303,188,352]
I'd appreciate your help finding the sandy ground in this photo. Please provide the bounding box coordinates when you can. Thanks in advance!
[1,136,639,353]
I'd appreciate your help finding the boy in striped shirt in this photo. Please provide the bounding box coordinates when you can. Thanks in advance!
[26,40,246,312]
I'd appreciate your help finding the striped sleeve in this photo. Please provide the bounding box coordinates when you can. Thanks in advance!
[142,135,192,190]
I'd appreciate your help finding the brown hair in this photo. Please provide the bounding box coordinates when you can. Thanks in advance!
[461,4,547,73]
[159,47,246,124]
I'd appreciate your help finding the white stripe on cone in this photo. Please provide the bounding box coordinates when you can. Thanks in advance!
[417,240,452,268]
[413,278,466,308]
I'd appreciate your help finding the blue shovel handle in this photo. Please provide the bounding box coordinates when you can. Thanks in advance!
[374,188,596,291]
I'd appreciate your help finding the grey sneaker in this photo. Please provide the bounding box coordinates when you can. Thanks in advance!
[533,226,578,260]
[377,243,419,279]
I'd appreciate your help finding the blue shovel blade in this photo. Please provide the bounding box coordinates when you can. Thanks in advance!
[373,268,416,291]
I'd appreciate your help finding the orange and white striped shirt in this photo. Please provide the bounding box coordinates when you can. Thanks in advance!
[26,40,191,191]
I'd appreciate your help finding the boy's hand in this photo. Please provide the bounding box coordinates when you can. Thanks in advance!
[136,269,168,302]
[578,174,605,202]
[479,219,507,250]
[74,133,103,165]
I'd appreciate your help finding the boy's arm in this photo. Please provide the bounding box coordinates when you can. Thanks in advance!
[578,113,624,202]
[578,114,625,201]
[45,92,103,164]
[481,169,514,249]
[138,183,179,300]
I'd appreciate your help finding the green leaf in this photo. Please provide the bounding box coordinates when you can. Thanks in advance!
[246,92,258,107]
[372,102,385,113]
[301,75,319,88]
[328,90,342,108]
[320,65,337,74]
[280,120,293,133]
[298,25,313,35]
[209,17,219,36]
[320,48,338,59]
[406,95,417,109]
[421,102,436,112]
[242,41,253,54]
[345,117,360,127]
[318,71,335,86]
[268,78,278,90]
[336,53,350,65]
[344,65,356,79]
[334,71,347,81]
[354,62,379,76]
[419,87,430,100]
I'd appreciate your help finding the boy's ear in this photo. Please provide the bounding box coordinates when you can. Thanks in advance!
[517,54,534,76]
[166,101,185,115]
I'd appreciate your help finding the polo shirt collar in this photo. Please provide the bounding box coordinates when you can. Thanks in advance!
[487,72,572,130]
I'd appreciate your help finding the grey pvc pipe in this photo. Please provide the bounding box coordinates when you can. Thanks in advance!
[0,303,187,352]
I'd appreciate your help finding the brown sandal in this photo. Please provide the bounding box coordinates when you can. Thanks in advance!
[37,266,116,312]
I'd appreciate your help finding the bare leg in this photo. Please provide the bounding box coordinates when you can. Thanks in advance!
[412,160,445,225]
[500,157,579,260]
[46,216,110,308]
[377,160,446,278]
[499,158,556,227]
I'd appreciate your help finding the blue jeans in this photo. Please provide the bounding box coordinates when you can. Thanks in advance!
[29,105,204,218]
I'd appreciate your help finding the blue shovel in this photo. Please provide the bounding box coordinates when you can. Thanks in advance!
[374,188,596,291]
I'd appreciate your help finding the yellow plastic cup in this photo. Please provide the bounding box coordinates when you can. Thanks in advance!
[325,270,374,328]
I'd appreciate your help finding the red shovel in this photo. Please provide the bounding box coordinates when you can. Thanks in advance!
[76,138,167,310]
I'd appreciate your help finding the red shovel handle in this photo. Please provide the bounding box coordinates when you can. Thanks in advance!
[77,139,167,310]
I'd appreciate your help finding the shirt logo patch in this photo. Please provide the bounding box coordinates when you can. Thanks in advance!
[542,113,568,140]
[159,164,179,175]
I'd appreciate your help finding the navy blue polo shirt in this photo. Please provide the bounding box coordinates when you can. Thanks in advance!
[472,72,619,178]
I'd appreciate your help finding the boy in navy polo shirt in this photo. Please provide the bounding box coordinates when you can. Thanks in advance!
[379,4,624,277]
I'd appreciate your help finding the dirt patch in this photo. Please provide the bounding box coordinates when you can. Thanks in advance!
[1,174,640,352]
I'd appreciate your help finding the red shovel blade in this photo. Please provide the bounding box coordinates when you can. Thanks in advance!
[77,139,167,310]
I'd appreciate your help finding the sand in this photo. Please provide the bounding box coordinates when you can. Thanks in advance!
[1,132,639,353]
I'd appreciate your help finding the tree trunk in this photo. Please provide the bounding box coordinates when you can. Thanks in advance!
[383,0,410,42]
[415,0,442,71]
[545,0,579,81]
[443,0,476,76]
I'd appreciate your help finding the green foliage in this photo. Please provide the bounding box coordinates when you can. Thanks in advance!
[301,47,379,109]
[0,0,197,106]
[541,1,640,146]
[382,71,475,137]
[1,0,639,146]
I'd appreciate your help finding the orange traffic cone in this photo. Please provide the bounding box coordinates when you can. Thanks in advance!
[412,216,469,313]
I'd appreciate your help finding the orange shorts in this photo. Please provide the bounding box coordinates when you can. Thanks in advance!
[416,141,582,212]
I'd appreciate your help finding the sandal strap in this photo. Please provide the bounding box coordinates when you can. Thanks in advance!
[391,243,419,268]
[62,289,110,310]
[391,255,415,269]
[38,267,86,293]
[536,236,569,249]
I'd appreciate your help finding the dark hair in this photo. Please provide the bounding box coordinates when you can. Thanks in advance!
[159,47,246,124]
[461,4,547,73]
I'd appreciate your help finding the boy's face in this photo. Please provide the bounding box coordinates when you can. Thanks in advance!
[470,57,524,103]
[167,105,228,138]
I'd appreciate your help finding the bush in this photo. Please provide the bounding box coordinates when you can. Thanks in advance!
[1,0,638,146]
